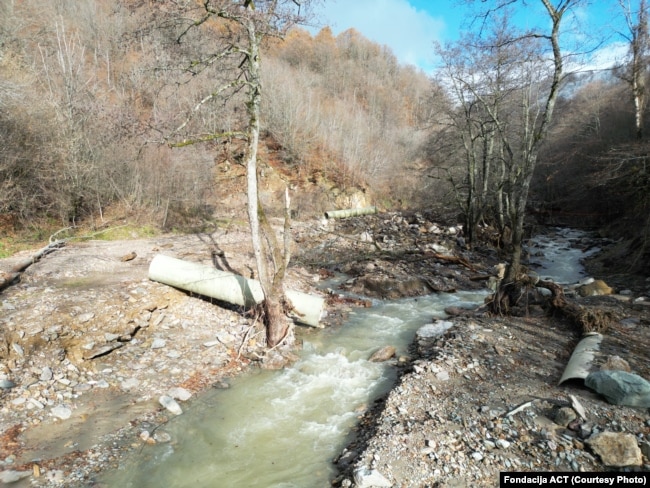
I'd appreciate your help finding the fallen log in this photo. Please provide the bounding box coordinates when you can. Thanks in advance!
[537,279,614,334]
[0,240,66,292]
[148,254,326,328]
[324,206,377,219]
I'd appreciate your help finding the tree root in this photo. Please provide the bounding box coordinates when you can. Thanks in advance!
[488,277,615,334]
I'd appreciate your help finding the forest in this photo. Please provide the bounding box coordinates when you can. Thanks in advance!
[0,0,648,278]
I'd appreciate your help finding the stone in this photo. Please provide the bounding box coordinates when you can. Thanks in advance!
[159,395,183,416]
[585,370,650,407]
[0,379,16,390]
[495,439,511,449]
[369,346,396,362]
[51,405,72,420]
[153,431,172,443]
[82,342,123,360]
[601,355,631,373]
[12,343,24,357]
[0,470,31,483]
[168,387,192,401]
[435,370,450,381]
[78,312,95,323]
[586,432,642,467]
[554,407,577,427]
[352,467,392,488]
[471,451,484,461]
[151,338,166,349]
[40,367,53,381]
[577,279,613,297]
[28,398,44,409]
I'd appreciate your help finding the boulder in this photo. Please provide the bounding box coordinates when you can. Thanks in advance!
[586,432,642,467]
[585,370,650,407]
[369,346,396,362]
[577,279,613,297]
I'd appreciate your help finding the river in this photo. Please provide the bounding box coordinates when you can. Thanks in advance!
[101,227,594,487]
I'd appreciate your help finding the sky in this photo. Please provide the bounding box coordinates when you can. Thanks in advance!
[307,0,633,74]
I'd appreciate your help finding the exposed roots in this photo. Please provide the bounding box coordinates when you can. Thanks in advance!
[489,277,615,334]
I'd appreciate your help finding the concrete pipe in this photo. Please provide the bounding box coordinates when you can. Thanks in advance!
[148,254,325,328]
[324,206,377,219]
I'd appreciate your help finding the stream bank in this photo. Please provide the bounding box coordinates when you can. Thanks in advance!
[0,213,649,486]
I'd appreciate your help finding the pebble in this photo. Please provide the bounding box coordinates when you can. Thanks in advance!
[0,470,31,483]
[78,312,95,323]
[0,379,16,390]
[495,439,511,449]
[159,395,183,415]
[51,405,72,420]
[168,387,192,401]
[40,367,53,381]
[151,338,167,349]
[12,343,24,357]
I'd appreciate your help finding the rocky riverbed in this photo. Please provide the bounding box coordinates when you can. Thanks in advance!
[1,211,649,487]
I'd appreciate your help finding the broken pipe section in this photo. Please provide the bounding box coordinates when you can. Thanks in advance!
[558,332,603,384]
[148,254,325,327]
[324,206,377,219]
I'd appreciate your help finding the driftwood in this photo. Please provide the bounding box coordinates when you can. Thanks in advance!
[425,252,478,273]
[0,240,66,292]
[538,279,614,333]
[489,276,614,333]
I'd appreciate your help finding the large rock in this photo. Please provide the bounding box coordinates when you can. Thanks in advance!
[585,370,650,407]
[586,432,642,467]
[369,346,396,362]
[577,279,613,297]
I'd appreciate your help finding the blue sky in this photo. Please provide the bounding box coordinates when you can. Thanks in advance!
[307,0,633,73]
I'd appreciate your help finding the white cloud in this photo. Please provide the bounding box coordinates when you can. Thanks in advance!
[567,41,628,75]
[308,0,445,71]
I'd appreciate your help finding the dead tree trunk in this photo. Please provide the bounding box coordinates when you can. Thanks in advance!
[0,241,65,291]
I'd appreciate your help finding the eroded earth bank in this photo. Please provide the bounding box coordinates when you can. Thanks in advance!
[1,211,649,487]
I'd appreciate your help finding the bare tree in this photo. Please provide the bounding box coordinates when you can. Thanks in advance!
[617,0,650,139]
[442,1,582,310]
[164,0,319,347]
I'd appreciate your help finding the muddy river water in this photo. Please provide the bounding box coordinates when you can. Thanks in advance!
[101,289,487,487]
